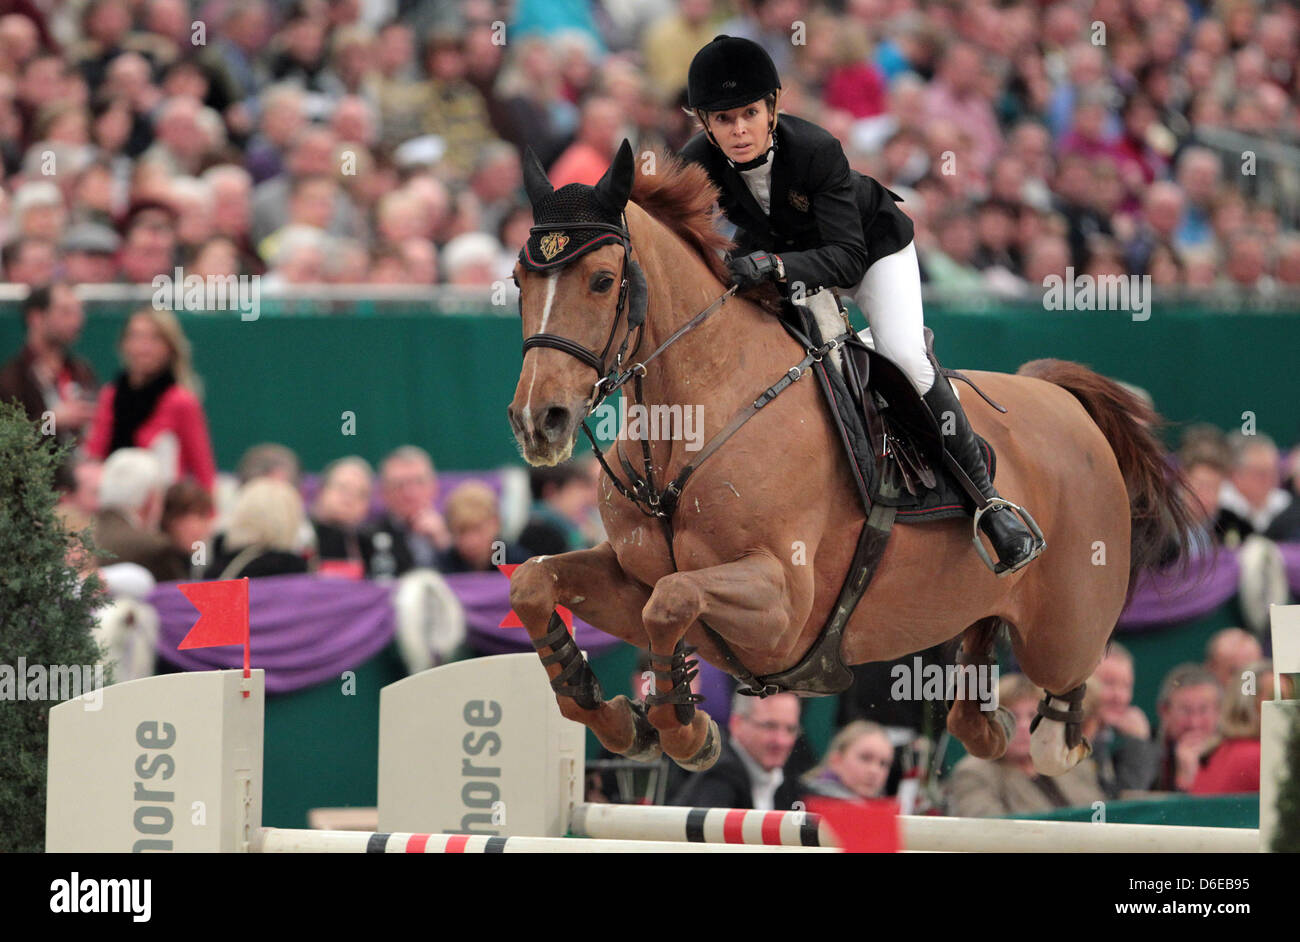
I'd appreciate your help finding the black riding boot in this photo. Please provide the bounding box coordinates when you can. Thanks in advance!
[922,374,1042,574]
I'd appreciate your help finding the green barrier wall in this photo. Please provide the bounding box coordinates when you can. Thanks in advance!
[3,299,1298,472]
[1004,794,1257,828]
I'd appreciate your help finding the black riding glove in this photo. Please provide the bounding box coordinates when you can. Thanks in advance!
[727,251,783,289]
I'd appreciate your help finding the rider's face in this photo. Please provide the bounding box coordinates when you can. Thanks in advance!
[705,100,772,163]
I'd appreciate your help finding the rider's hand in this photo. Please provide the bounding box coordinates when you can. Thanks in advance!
[727,251,783,289]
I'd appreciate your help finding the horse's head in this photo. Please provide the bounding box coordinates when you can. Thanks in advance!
[507,139,648,467]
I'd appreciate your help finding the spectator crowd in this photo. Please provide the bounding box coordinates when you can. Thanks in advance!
[0,0,1298,292]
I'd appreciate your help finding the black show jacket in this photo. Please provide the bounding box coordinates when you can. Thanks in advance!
[680,113,914,292]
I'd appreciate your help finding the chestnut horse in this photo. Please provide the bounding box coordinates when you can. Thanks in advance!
[506,144,1195,777]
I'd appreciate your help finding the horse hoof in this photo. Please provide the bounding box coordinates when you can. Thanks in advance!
[671,715,721,772]
[622,698,663,763]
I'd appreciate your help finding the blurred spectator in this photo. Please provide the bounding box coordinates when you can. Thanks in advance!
[205,477,310,579]
[60,221,121,283]
[493,36,575,168]
[719,0,803,76]
[1204,628,1263,692]
[798,720,894,800]
[435,480,530,573]
[236,442,301,486]
[1189,659,1289,795]
[420,28,497,180]
[517,456,602,557]
[1179,437,1232,552]
[11,180,66,242]
[919,202,985,291]
[945,673,1106,816]
[311,455,375,578]
[1150,663,1221,792]
[1172,146,1222,252]
[117,199,179,284]
[671,692,811,811]
[468,141,523,239]
[366,444,450,576]
[2,238,58,286]
[643,0,717,102]
[250,125,361,248]
[1216,433,1300,544]
[1124,181,1183,274]
[548,95,623,187]
[1088,644,1161,798]
[60,456,104,520]
[83,307,216,492]
[0,282,98,487]
[441,232,499,286]
[160,477,215,580]
[922,40,1003,176]
[92,446,185,581]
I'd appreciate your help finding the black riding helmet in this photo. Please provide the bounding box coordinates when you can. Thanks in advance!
[686,35,781,112]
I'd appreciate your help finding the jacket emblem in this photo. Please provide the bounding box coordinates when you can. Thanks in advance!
[788,191,810,212]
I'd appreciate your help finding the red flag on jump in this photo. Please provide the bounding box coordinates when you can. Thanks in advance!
[177,577,251,695]
[496,563,573,632]
[805,797,901,853]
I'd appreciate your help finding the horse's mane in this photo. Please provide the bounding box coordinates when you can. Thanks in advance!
[630,151,783,314]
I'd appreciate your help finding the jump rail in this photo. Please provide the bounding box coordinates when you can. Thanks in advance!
[253,828,837,854]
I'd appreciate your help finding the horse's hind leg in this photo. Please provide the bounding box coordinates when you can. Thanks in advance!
[946,617,1016,760]
[640,552,795,771]
[509,543,661,761]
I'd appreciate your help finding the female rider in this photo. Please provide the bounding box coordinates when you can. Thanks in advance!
[678,35,1041,574]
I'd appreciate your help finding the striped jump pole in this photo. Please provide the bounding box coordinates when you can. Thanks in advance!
[252,829,838,854]
[570,805,1257,853]
[570,803,835,848]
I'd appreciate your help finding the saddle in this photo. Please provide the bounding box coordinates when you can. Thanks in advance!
[779,297,1002,522]
[740,297,1007,698]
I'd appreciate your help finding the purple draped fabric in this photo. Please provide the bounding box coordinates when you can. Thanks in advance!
[150,574,397,693]
[148,569,623,693]
[440,570,622,656]
[1281,542,1300,592]
[142,541,1300,693]
[1117,550,1240,631]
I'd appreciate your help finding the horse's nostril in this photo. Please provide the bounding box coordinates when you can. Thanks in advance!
[540,406,570,442]
[506,406,520,433]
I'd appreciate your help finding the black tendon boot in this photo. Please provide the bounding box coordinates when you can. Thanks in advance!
[922,374,1044,574]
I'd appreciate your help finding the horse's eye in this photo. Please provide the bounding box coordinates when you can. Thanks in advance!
[590,272,615,293]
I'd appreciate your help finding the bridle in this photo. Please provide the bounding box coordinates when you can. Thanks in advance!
[518,214,736,417]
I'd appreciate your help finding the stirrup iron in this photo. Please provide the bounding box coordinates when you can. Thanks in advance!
[970,497,1047,577]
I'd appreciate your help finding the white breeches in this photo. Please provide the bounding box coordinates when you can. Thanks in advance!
[851,241,936,394]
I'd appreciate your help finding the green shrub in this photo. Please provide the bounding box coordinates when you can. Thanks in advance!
[0,400,109,852]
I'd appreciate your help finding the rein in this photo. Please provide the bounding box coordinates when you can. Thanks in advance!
[521,219,850,696]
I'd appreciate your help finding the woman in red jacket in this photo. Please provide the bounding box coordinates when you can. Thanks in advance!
[84,307,216,492]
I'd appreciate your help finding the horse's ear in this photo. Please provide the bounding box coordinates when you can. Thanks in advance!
[522,146,553,207]
[594,139,635,213]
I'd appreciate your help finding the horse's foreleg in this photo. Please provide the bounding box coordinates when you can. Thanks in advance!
[509,543,661,761]
[641,552,794,771]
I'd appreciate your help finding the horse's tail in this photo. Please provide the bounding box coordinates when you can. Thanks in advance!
[1016,358,1199,596]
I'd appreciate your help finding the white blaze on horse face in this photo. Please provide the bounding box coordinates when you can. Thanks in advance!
[522,271,560,432]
